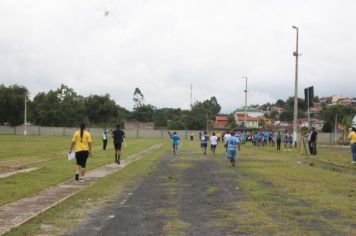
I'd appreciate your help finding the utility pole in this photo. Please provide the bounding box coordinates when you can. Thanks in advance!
[190,84,193,109]
[242,76,248,128]
[292,26,299,146]
[307,88,310,127]
[24,94,27,136]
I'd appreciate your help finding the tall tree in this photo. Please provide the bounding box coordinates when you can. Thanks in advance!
[85,94,119,124]
[133,88,144,109]
[0,84,28,126]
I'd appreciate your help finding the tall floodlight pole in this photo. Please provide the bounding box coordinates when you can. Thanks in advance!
[24,93,27,136]
[292,26,299,146]
[242,76,248,127]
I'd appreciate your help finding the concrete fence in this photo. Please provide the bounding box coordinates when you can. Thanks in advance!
[0,125,341,144]
[0,125,195,140]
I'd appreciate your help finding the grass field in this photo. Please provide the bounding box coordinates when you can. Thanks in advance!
[1,136,356,235]
[0,135,164,207]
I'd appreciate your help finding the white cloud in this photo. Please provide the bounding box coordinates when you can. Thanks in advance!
[1,0,356,113]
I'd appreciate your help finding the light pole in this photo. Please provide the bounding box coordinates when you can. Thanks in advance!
[292,25,299,146]
[242,76,248,128]
[24,93,27,136]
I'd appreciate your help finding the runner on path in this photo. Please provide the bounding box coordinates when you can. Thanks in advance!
[112,124,125,165]
[69,123,92,183]
[223,131,231,152]
[200,131,208,155]
[168,131,180,155]
[226,130,240,167]
[210,132,218,155]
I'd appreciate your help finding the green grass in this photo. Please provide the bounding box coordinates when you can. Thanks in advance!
[3,138,356,235]
[4,143,169,236]
[0,136,164,206]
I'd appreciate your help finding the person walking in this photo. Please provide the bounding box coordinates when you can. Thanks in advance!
[102,127,109,150]
[168,131,180,155]
[210,132,218,155]
[348,127,356,164]
[310,127,318,155]
[112,124,125,165]
[69,123,92,183]
[226,130,240,167]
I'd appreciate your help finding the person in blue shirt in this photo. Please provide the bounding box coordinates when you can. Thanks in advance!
[226,130,241,167]
[168,131,180,155]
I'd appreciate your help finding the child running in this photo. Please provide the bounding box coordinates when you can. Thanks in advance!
[210,132,218,155]
[168,131,180,155]
[226,130,240,167]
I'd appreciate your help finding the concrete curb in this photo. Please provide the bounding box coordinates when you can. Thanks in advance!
[0,143,165,235]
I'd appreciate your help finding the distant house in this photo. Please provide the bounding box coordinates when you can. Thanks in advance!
[296,118,324,130]
[214,115,228,130]
[259,105,285,114]
[352,115,356,127]
[234,113,260,129]
[234,108,264,118]
[309,102,322,114]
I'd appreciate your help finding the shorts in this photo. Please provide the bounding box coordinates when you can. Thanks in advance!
[172,143,178,149]
[227,149,237,159]
[201,143,207,148]
[114,142,122,150]
[75,151,89,168]
[211,144,217,149]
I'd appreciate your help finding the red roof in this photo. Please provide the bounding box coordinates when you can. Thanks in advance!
[215,115,228,122]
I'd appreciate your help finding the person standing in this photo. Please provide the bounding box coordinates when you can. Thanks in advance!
[348,127,356,164]
[69,123,92,183]
[307,128,313,154]
[210,132,218,155]
[226,130,240,167]
[200,131,208,155]
[310,127,318,155]
[168,131,180,155]
[102,127,109,150]
[276,131,282,151]
[112,124,125,165]
[190,132,194,141]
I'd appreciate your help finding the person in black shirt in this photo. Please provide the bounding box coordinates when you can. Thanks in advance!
[111,124,125,164]
[310,127,318,155]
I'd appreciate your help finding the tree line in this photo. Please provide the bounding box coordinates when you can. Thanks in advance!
[0,84,221,130]
[1,84,354,131]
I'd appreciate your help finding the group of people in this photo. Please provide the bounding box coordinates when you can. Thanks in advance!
[68,123,356,183]
[68,123,125,183]
[169,130,242,167]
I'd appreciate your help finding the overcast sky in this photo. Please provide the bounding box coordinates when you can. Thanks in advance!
[1,1,355,113]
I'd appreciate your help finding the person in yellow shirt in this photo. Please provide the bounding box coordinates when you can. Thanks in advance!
[348,127,356,164]
[69,123,92,182]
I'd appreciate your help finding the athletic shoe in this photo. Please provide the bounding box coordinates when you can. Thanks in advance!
[79,177,85,183]
[75,173,79,181]
[117,159,120,165]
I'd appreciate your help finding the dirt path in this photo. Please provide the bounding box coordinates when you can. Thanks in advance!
[69,151,243,236]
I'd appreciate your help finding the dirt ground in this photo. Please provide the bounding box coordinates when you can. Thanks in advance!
[68,148,355,236]
[68,150,243,236]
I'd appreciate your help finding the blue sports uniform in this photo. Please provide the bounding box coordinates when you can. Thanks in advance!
[171,134,180,149]
[226,136,240,159]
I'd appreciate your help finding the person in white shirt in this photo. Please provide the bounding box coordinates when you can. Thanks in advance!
[223,131,231,153]
[210,132,218,155]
